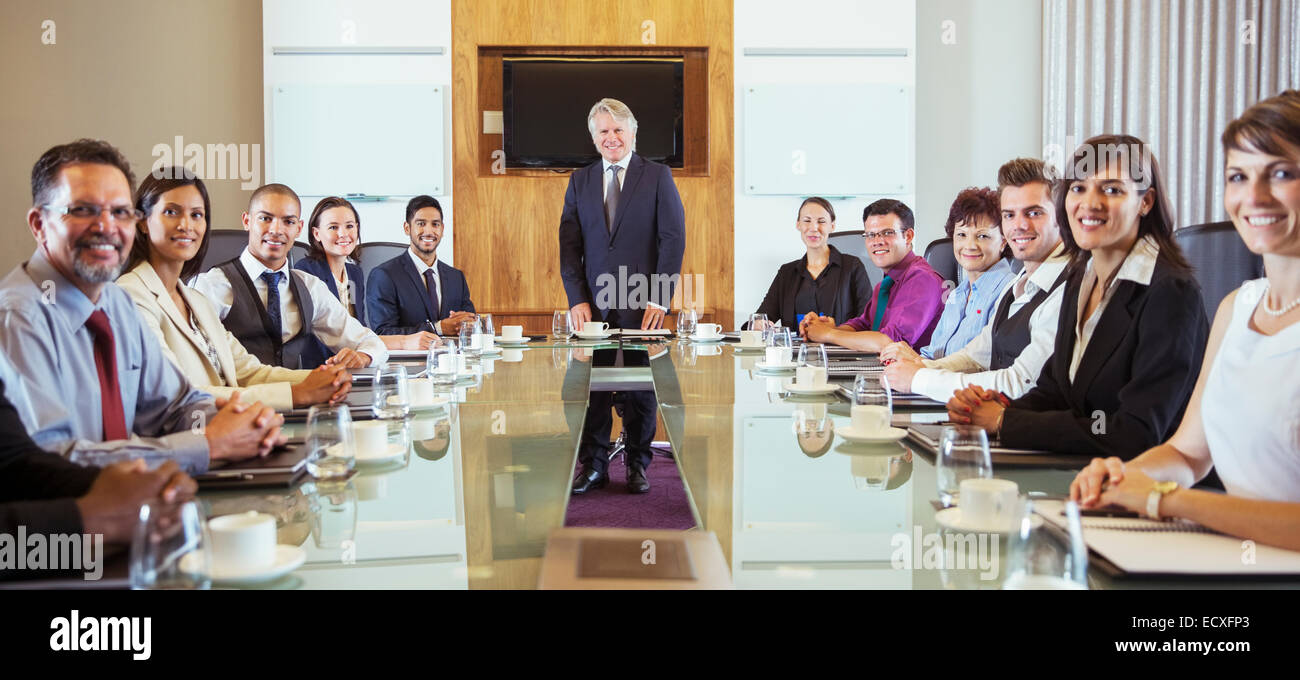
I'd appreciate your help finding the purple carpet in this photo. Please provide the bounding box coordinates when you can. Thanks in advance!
[564,453,697,530]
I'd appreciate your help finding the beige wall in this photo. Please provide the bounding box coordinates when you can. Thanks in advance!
[0,0,263,275]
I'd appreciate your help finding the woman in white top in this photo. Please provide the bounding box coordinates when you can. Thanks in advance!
[118,168,352,412]
[1070,90,1300,550]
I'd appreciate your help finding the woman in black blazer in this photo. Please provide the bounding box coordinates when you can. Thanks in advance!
[750,197,872,330]
[948,135,1209,459]
[295,197,436,350]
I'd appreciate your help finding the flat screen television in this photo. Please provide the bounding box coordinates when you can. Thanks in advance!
[502,56,684,169]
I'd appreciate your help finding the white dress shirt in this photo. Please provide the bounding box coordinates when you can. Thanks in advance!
[910,249,1069,401]
[601,154,664,313]
[1069,235,1159,381]
[193,248,389,365]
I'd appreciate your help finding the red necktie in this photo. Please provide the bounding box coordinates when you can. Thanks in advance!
[85,309,128,441]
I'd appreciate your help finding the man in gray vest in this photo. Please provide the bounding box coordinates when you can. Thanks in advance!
[194,184,388,371]
[880,158,1068,402]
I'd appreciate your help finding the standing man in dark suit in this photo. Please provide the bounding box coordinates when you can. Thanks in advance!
[560,98,686,494]
[366,195,477,337]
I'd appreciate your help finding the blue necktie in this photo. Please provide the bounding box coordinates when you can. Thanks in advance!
[423,268,440,322]
[261,271,284,341]
[872,275,895,331]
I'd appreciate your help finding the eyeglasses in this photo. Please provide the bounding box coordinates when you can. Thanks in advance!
[43,203,143,224]
[863,229,901,241]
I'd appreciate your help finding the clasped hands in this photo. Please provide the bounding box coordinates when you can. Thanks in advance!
[945,384,1011,434]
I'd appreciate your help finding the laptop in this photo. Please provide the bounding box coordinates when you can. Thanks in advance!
[196,445,310,489]
[831,384,947,409]
[904,423,1084,468]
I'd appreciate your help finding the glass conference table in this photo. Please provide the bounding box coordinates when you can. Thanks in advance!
[198,337,1295,589]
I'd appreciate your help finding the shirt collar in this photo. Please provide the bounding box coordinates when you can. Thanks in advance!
[885,251,920,279]
[1114,234,1160,286]
[23,247,98,327]
[407,247,438,275]
[239,247,290,281]
[602,154,632,175]
[1024,242,1069,292]
[969,258,1013,292]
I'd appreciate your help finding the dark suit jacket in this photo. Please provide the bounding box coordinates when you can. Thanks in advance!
[293,257,368,327]
[1000,257,1209,459]
[0,380,99,545]
[559,154,686,315]
[752,245,873,329]
[365,253,476,335]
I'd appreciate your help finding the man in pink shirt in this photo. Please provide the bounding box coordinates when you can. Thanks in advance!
[803,200,945,351]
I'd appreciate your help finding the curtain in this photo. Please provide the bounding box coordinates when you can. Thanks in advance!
[1043,0,1300,227]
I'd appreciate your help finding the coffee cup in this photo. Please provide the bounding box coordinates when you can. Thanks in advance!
[959,478,1019,529]
[765,347,792,366]
[851,404,891,434]
[739,330,763,346]
[811,366,827,387]
[407,377,434,406]
[479,333,495,353]
[795,366,815,386]
[208,511,277,573]
[696,344,721,356]
[352,420,388,458]
[582,321,609,335]
[502,325,524,341]
[503,348,524,362]
[696,323,721,338]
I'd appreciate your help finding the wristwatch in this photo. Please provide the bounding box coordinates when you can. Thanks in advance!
[1146,480,1179,520]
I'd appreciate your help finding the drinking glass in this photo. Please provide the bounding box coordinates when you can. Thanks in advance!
[935,424,992,506]
[552,310,572,339]
[307,480,359,550]
[429,341,459,385]
[797,342,828,369]
[766,326,793,349]
[677,308,698,337]
[748,312,770,331]
[459,319,480,357]
[853,372,893,411]
[1003,498,1089,589]
[306,403,356,479]
[129,501,211,590]
[762,321,787,346]
[479,314,495,338]
[371,363,410,419]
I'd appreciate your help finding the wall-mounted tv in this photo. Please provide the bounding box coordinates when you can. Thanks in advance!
[502,56,684,169]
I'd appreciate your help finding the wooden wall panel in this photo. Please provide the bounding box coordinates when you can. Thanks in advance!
[452,0,734,326]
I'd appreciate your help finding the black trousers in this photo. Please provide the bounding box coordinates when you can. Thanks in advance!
[578,308,658,476]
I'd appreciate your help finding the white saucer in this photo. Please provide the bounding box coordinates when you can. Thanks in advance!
[934,507,1044,534]
[733,343,766,351]
[355,442,407,465]
[477,346,503,356]
[782,382,838,395]
[495,336,532,345]
[574,331,613,340]
[409,395,451,412]
[182,545,306,585]
[755,360,798,371]
[690,334,725,343]
[835,425,908,443]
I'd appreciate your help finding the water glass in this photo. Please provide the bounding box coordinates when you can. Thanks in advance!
[748,312,770,331]
[935,424,992,506]
[307,480,359,550]
[459,319,480,356]
[853,373,893,410]
[479,314,495,337]
[371,363,410,419]
[677,308,698,336]
[797,342,828,369]
[763,322,788,347]
[429,341,459,385]
[552,310,572,339]
[1003,498,1089,589]
[129,501,211,590]
[306,403,356,479]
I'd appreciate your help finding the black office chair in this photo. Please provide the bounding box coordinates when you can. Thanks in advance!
[196,229,252,274]
[827,229,882,289]
[923,237,959,289]
[1175,220,1264,319]
[289,241,310,266]
[356,241,409,282]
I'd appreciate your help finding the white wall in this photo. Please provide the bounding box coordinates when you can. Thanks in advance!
[263,0,454,263]
[733,0,918,328]
[914,0,1043,251]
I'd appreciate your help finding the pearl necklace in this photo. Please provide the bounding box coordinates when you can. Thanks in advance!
[1262,282,1300,316]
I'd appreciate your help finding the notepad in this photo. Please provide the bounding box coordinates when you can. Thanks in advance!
[1035,500,1300,576]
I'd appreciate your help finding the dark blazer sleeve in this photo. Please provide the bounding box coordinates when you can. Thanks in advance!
[845,258,873,324]
[558,171,590,308]
[0,382,98,541]
[652,165,687,308]
[365,264,409,336]
[1000,275,1209,458]
[348,261,368,328]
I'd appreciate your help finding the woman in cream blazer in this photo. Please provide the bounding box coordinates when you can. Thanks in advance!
[118,169,351,411]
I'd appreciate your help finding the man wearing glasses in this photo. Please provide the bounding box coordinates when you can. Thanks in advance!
[802,199,944,351]
[194,184,388,370]
[0,139,286,475]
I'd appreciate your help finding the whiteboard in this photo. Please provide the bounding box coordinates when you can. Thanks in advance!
[743,83,911,196]
[271,83,445,196]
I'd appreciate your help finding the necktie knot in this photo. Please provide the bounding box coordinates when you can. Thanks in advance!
[261,270,284,288]
[86,308,112,338]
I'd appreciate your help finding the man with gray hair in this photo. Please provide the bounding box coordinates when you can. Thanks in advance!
[560,98,685,495]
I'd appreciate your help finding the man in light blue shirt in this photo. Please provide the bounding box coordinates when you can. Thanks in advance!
[0,139,286,474]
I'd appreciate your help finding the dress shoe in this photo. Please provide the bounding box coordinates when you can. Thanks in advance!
[627,465,650,494]
[571,468,608,494]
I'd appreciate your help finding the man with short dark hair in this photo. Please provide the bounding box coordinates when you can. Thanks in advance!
[194,183,388,370]
[803,199,944,351]
[0,139,285,474]
[366,195,476,336]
